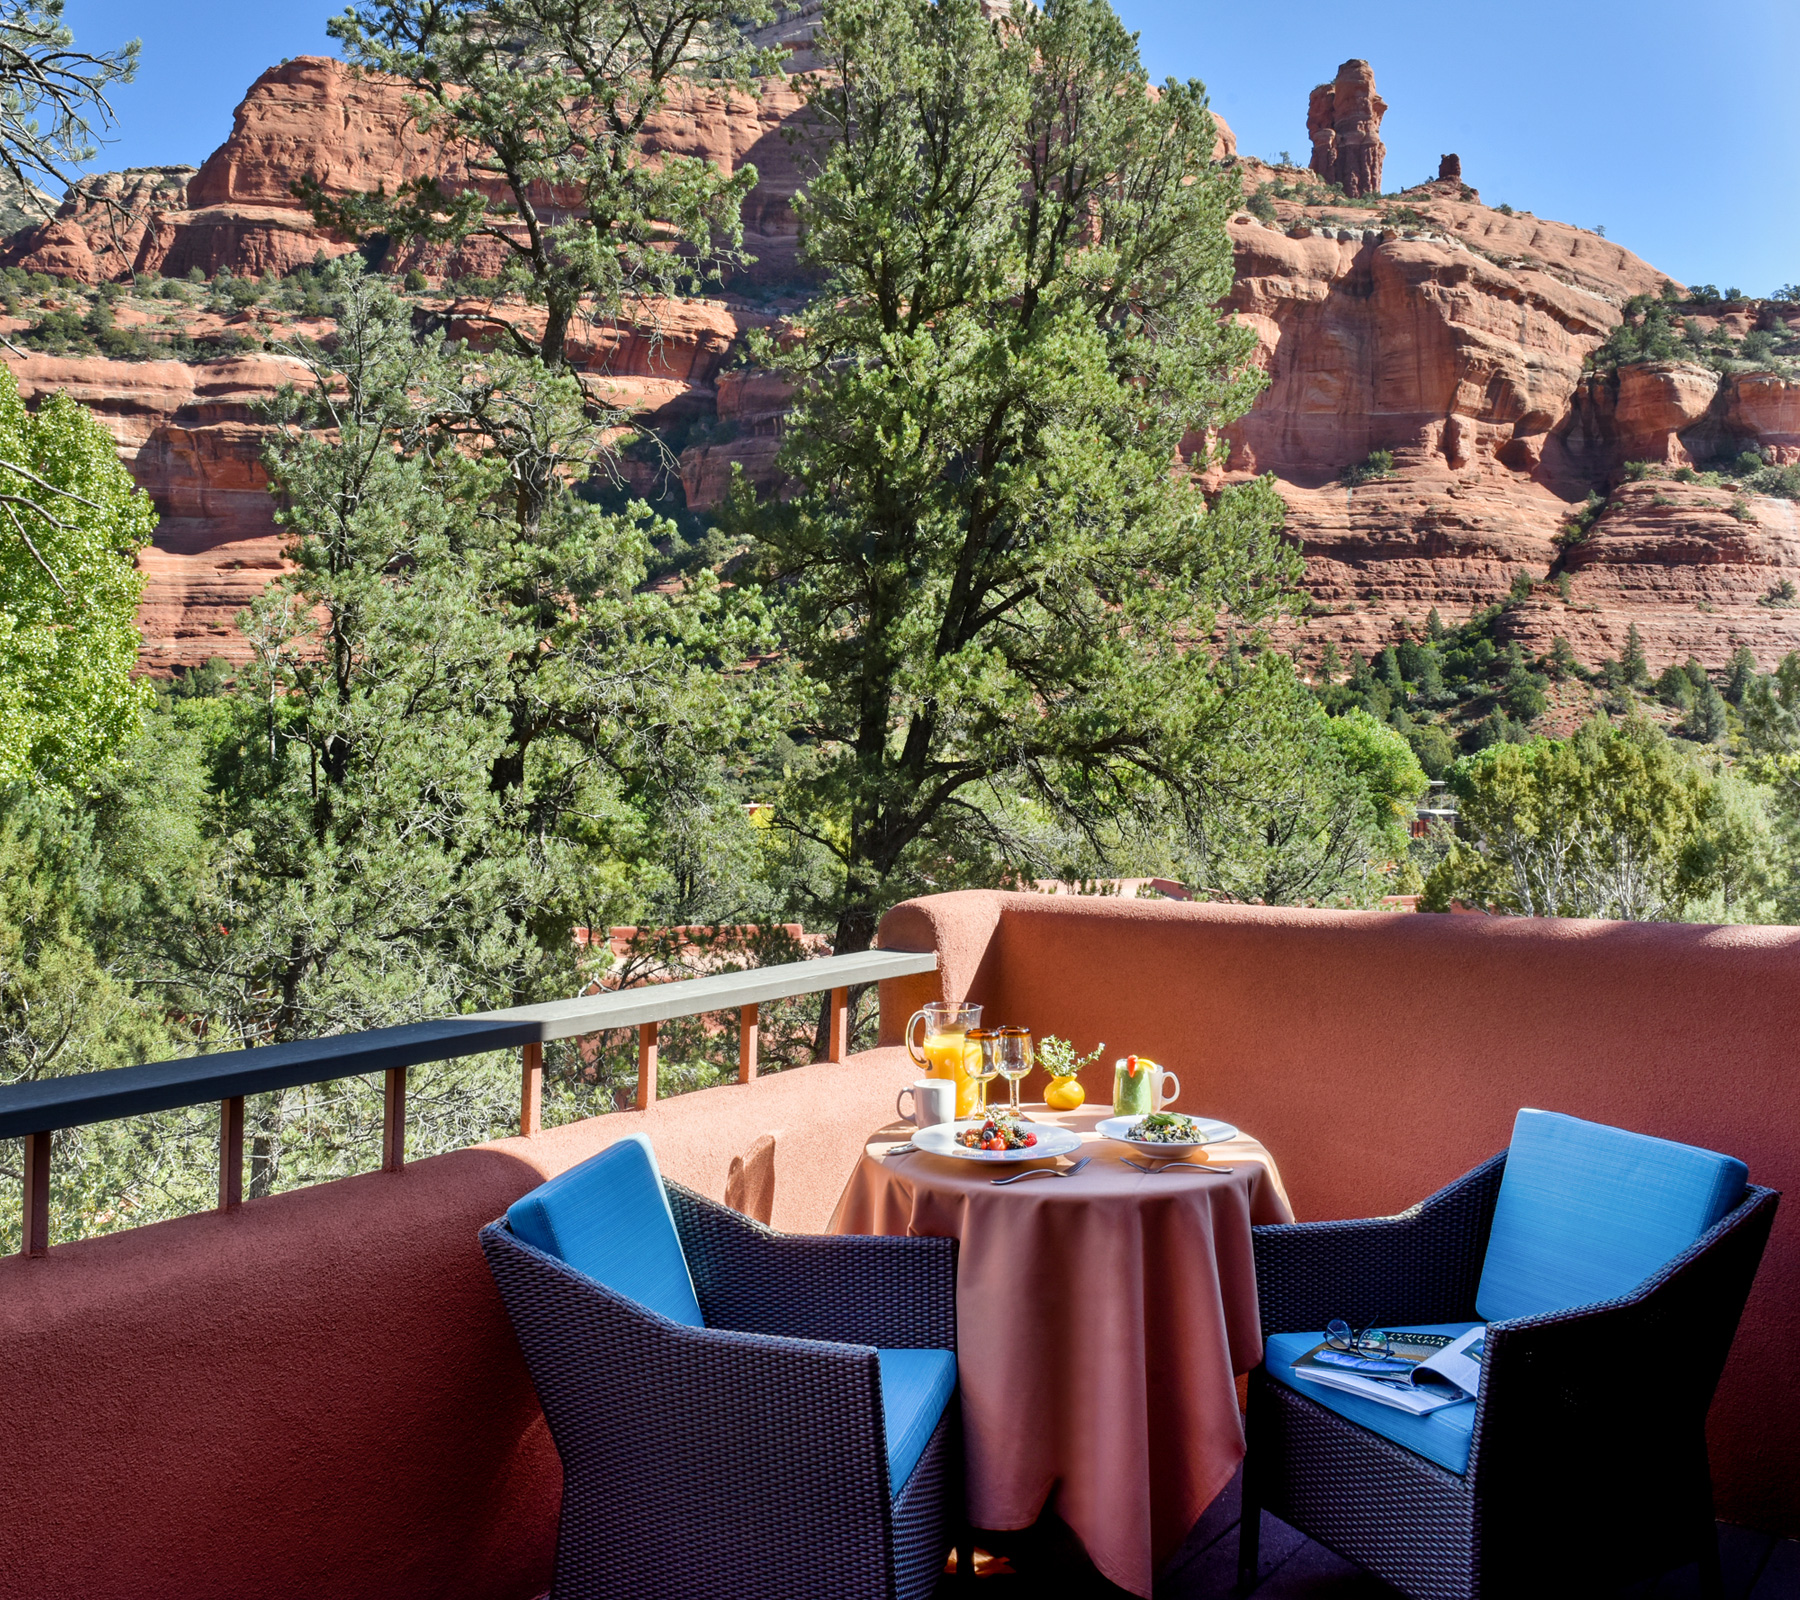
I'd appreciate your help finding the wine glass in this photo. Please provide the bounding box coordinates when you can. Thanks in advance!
[999,1026,1033,1114]
[967,1028,1001,1120]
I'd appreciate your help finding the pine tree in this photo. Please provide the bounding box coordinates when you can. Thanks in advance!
[735,0,1295,953]
[1725,645,1757,705]
[1426,607,1447,641]
[1622,624,1651,688]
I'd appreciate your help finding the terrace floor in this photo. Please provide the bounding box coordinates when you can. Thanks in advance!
[941,1470,1800,1599]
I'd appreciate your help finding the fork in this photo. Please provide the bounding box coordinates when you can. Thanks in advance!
[1118,1156,1238,1175]
[992,1157,1092,1186]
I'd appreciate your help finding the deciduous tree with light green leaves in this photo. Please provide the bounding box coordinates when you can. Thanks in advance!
[0,362,156,788]
[732,0,1296,954]
[1421,718,1772,921]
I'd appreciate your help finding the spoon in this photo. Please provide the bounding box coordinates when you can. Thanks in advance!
[992,1157,1092,1186]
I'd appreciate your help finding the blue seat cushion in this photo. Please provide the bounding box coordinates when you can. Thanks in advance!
[1266,1323,1481,1475]
[878,1347,957,1495]
[506,1133,703,1327]
[1475,1109,1747,1323]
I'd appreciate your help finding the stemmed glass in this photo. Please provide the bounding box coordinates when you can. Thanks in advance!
[968,1028,1001,1120]
[999,1026,1033,1114]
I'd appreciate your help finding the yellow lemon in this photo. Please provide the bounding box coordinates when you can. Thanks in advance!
[1045,1075,1086,1111]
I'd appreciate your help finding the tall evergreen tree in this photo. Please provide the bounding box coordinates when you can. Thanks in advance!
[734,0,1295,953]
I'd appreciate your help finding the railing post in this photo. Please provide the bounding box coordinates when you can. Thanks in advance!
[219,1096,244,1211]
[520,1040,543,1137]
[637,1023,658,1109]
[828,986,849,1063]
[382,1067,406,1172]
[21,1129,49,1257]
[738,1003,759,1083]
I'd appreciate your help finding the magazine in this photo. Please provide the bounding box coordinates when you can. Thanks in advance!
[1287,1327,1486,1417]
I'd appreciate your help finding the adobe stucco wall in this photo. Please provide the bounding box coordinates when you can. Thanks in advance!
[5,891,1795,1599]
[876,890,1800,1537]
[0,1049,919,1600]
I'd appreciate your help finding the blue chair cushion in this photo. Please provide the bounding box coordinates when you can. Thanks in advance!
[506,1133,703,1327]
[878,1347,957,1495]
[1475,1109,1747,1324]
[1265,1323,1481,1475]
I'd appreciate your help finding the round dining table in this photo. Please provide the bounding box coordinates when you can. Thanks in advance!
[828,1105,1293,1599]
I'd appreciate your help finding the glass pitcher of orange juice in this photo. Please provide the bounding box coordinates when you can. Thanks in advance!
[906,1002,983,1119]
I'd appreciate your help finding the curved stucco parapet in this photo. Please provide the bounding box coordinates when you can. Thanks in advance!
[878,888,1800,1538]
[0,1045,919,1600]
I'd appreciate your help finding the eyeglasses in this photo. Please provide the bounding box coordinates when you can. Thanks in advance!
[1325,1319,1392,1356]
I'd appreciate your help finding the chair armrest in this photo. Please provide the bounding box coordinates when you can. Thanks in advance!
[666,1180,957,1349]
[1469,1184,1779,1492]
[480,1220,895,1520]
[1251,1152,1505,1336]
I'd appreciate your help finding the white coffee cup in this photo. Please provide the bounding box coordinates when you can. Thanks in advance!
[897,1078,957,1128]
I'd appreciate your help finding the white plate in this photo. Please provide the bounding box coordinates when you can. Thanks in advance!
[1095,1113,1239,1157]
[912,1119,1085,1163]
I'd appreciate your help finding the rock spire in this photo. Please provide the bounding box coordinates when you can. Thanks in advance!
[1307,59,1386,197]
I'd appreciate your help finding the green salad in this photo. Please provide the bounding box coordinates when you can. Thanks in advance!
[1134,1111,1203,1144]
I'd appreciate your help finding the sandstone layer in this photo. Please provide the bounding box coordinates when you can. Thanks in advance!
[7,50,1800,680]
[2,57,816,292]
[6,353,305,670]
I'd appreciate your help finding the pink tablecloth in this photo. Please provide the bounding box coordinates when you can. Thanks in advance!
[829,1107,1293,1598]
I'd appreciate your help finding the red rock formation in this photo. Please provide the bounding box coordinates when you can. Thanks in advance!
[4,168,194,282]
[1307,60,1386,198]
[2,57,816,290]
[9,50,1800,680]
[7,353,304,670]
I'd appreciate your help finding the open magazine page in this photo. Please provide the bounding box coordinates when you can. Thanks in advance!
[1287,1327,1485,1416]
[1414,1326,1484,1396]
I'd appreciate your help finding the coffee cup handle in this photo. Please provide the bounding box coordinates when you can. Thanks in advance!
[897,1085,915,1121]
[906,1008,929,1065]
[1161,1071,1181,1107]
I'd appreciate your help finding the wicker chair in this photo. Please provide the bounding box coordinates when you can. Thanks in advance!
[1239,1112,1779,1600]
[480,1134,964,1600]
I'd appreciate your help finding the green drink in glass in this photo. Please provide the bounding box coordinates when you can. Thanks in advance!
[1112,1054,1178,1116]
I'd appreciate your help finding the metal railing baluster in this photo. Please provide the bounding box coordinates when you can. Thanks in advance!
[22,1128,49,1257]
[738,1003,759,1083]
[636,1023,658,1109]
[828,986,849,1063]
[219,1097,244,1210]
[520,1041,542,1137]
[382,1068,406,1172]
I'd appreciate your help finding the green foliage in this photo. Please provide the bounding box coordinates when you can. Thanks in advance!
[1555,491,1606,547]
[316,0,780,368]
[1247,186,1277,224]
[1344,448,1396,485]
[1405,720,1456,780]
[1501,648,1549,719]
[1422,719,1771,920]
[0,363,154,788]
[1621,623,1651,689]
[1176,681,1427,907]
[0,4,139,196]
[1726,646,1758,705]
[731,0,1295,948]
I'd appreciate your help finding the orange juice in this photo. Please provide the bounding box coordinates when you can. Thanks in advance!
[923,1032,984,1118]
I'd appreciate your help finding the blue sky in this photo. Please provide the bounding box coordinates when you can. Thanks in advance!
[64,0,1800,295]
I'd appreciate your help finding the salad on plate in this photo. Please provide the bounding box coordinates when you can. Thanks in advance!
[957,1109,1039,1152]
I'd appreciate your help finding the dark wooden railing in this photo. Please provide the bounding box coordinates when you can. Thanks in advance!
[0,947,937,1257]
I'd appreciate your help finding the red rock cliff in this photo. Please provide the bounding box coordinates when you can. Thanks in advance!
[9,53,1800,681]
